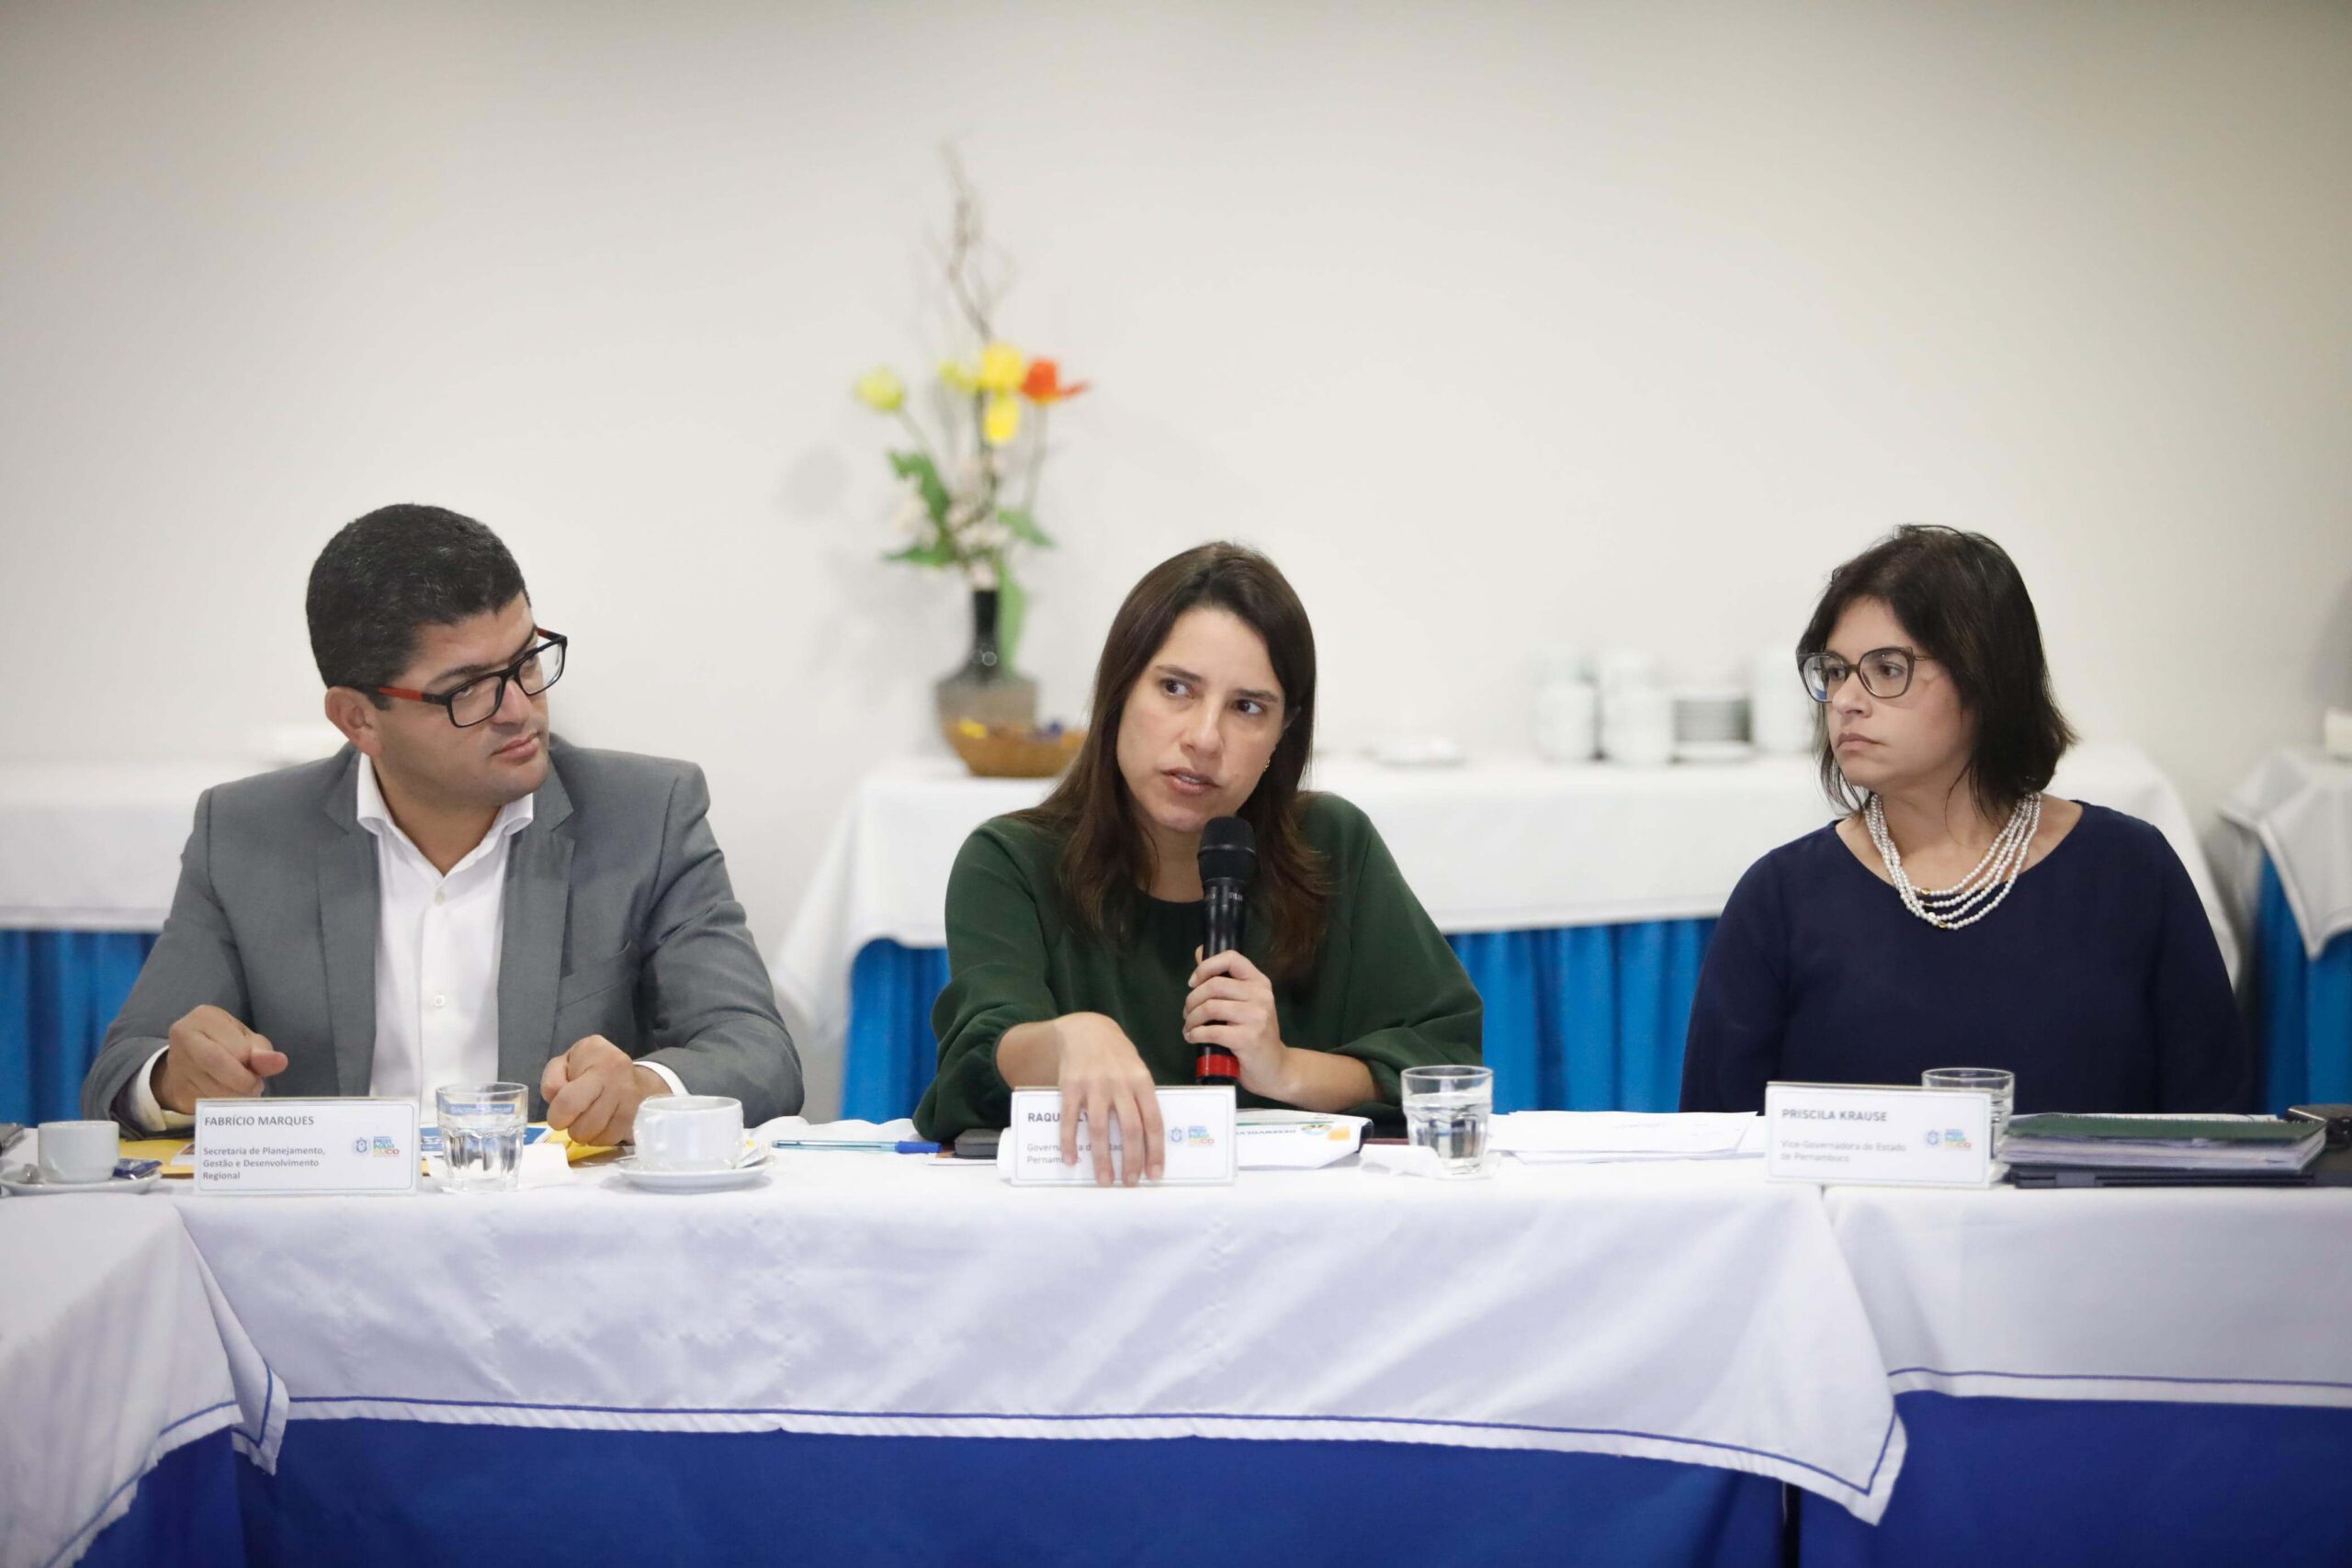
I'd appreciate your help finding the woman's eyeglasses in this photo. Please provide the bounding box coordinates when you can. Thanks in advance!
[1799,647,1923,703]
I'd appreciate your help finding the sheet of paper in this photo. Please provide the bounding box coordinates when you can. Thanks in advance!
[1236,1111,1370,1168]
[1495,1111,1761,1161]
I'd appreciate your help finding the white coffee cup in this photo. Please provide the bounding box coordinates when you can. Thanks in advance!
[1533,675,1598,763]
[1600,683,1675,766]
[1591,648,1657,697]
[39,1120,119,1185]
[632,1095,744,1173]
[1749,645,1817,755]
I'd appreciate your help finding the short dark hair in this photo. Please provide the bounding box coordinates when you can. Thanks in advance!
[1798,524,2075,818]
[307,504,529,702]
[1024,541,1331,979]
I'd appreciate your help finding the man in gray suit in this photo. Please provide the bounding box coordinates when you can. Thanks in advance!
[84,503,801,1143]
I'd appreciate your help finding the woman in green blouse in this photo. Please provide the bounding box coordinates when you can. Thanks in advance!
[913,542,1482,1185]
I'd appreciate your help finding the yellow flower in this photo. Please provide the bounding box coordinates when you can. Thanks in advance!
[983,393,1023,446]
[939,358,978,393]
[977,342,1027,394]
[853,367,905,412]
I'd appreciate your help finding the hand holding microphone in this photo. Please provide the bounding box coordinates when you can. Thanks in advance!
[1188,817,1283,1089]
[1185,945,1284,1092]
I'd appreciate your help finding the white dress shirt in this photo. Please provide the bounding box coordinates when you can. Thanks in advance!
[128,755,680,1130]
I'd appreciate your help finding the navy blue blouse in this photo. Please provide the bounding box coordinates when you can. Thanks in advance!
[1679,803,2250,1115]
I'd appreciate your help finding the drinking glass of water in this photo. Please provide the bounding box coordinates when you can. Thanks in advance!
[1402,1065,1493,1178]
[1922,1067,2015,1151]
[435,1082,527,1193]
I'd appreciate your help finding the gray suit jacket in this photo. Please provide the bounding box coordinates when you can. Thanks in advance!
[82,738,803,1127]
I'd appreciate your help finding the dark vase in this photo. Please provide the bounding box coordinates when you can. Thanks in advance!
[934,586,1038,735]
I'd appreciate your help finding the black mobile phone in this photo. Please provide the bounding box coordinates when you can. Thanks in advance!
[951,1128,1001,1160]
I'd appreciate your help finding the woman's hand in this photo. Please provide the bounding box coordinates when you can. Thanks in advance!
[1037,1013,1166,1187]
[1185,948,1288,1097]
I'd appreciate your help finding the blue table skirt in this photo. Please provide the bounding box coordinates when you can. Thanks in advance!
[78,1427,244,1568]
[81,1393,2352,1568]
[1798,1392,2352,1568]
[0,930,155,1125]
[232,1422,1778,1568]
[2253,859,2352,1107]
[10,851,2343,1129]
[850,857,2352,1121]
[844,922,1718,1122]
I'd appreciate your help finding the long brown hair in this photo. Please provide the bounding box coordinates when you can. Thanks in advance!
[1023,542,1331,978]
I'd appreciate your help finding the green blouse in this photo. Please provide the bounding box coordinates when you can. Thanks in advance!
[913,792,1483,1142]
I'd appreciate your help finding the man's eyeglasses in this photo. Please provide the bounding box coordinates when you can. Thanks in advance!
[1800,647,1924,703]
[377,630,567,728]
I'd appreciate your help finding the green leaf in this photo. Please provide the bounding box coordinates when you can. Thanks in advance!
[994,507,1055,548]
[884,539,960,570]
[888,450,951,521]
[996,562,1028,671]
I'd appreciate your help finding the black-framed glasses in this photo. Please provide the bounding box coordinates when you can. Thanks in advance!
[378,629,567,728]
[1799,647,1923,703]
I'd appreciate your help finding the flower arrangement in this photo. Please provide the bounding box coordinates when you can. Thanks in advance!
[853,157,1089,671]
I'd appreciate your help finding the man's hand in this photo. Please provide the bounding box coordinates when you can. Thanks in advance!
[155,1005,288,1114]
[541,1035,669,1146]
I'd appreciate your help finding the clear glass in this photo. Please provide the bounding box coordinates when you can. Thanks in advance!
[1402,1065,1494,1178]
[435,1082,528,1192]
[1923,1067,2016,1148]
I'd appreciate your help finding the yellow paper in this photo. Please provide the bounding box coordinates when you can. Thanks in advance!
[541,1126,619,1165]
[119,1137,196,1177]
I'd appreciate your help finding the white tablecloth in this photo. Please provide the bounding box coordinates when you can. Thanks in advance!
[1823,1182,2352,1409]
[169,1147,1912,1521]
[2218,747,2352,960]
[18,1134,2352,1558]
[0,1187,281,1568]
[0,761,248,931]
[772,743,2236,1060]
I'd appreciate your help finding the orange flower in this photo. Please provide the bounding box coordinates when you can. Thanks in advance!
[1020,358,1091,403]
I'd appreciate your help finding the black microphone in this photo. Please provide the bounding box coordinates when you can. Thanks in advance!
[1195,816,1255,1088]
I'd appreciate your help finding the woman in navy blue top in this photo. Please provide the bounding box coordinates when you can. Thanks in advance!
[1679,525,2248,1115]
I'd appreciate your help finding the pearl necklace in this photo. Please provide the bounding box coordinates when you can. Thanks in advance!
[1864,792,2041,931]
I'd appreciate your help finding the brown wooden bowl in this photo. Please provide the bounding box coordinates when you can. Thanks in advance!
[945,722,1087,779]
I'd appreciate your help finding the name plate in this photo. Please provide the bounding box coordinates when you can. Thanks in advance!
[1004,1086,1237,1186]
[194,1098,421,1196]
[1764,1082,1995,1187]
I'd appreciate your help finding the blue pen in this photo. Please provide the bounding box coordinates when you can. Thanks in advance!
[771,1138,941,1155]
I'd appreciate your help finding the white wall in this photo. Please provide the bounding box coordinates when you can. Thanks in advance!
[5,1,2348,1111]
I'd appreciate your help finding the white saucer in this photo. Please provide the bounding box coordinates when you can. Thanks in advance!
[1,1166,163,1197]
[1368,738,1466,768]
[611,1149,772,1193]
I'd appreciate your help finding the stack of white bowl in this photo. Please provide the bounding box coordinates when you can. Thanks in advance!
[1669,688,1752,763]
[1532,645,1599,762]
[1594,649,1674,767]
[1748,646,1819,755]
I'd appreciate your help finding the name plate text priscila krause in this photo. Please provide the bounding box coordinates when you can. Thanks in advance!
[1764,1082,1995,1187]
